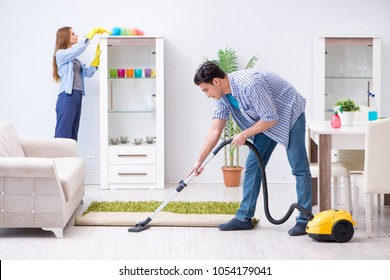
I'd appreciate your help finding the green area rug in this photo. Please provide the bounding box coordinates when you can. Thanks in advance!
[75,201,259,228]
[83,200,240,215]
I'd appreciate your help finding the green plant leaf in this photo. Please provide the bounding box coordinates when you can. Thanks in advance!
[217,47,238,73]
[335,98,360,112]
[245,55,259,69]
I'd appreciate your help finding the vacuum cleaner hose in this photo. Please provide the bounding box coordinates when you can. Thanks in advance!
[128,138,314,233]
[212,139,314,224]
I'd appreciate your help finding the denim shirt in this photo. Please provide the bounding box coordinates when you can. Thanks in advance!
[55,37,97,95]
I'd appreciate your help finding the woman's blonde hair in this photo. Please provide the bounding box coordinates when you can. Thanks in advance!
[52,27,71,82]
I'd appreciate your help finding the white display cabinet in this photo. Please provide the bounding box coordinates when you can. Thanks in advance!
[313,37,381,120]
[99,36,164,189]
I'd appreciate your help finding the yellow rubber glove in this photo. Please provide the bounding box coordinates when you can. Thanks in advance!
[86,27,111,40]
[90,43,101,67]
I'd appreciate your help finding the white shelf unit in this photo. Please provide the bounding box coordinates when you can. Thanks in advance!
[99,36,164,189]
[313,37,381,120]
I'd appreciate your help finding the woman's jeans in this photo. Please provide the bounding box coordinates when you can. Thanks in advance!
[235,113,312,223]
[55,90,83,141]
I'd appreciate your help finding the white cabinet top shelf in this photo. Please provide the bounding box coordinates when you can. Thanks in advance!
[104,36,160,46]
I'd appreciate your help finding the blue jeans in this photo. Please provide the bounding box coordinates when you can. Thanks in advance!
[235,113,312,223]
[55,90,83,141]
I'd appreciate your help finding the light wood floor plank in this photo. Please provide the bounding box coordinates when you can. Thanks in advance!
[0,183,389,259]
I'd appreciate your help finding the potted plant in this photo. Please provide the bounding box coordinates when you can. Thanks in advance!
[206,47,258,187]
[335,98,360,126]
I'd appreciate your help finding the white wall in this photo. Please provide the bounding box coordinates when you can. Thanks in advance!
[1,0,389,184]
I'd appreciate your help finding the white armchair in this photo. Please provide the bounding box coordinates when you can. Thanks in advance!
[353,118,390,237]
[0,122,85,237]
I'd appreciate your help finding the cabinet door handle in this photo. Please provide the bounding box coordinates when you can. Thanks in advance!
[118,172,147,176]
[118,154,147,157]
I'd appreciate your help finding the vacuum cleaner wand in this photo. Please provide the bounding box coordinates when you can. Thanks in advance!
[128,139,313,233]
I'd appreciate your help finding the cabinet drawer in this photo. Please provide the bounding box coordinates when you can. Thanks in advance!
[109,165,156,183]
[109,145,156,164]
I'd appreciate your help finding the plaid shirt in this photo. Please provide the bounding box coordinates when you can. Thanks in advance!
[213,69,306,148]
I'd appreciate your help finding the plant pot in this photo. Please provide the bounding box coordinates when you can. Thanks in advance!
[221,166,243,187]
[339,111,355,126]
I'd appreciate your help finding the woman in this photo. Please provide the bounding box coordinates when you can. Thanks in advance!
[52,26,109,141]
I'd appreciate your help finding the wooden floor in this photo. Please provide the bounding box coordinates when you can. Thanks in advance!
[1,183,390,260]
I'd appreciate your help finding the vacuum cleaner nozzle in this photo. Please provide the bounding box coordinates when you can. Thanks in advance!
[128,217,152,233]
[128,223,151,233]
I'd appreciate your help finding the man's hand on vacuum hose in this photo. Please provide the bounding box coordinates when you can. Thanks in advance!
[231,131,249,146]
[232,120,277,146]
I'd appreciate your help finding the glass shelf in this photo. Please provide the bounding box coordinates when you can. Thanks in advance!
[108,77,156,80]
[108,142,156,147]
[325,76,372,79]
[108,110,156,113]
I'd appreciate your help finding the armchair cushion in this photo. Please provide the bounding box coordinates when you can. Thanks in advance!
[54,157,85,201]
[0,122,25,157]
[20,138,78,158]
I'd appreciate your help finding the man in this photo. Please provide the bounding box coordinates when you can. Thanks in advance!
[191,62,312,236]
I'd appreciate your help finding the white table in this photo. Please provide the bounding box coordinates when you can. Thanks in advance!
[307,121,366,211]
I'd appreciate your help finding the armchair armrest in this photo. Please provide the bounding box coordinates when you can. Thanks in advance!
[20,138,78,158]
[0,157,58,178]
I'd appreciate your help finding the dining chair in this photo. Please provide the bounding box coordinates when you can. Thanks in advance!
[328,106,368,210]
[310,162,352,212]
[334,150,364,173]
[352,118,390,237]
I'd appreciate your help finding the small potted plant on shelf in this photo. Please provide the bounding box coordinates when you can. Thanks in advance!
[206,47,258,187]
[335,98,360,126]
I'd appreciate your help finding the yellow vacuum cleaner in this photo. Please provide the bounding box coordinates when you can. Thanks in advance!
[128,139,355,243]
[306,209,355,243]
